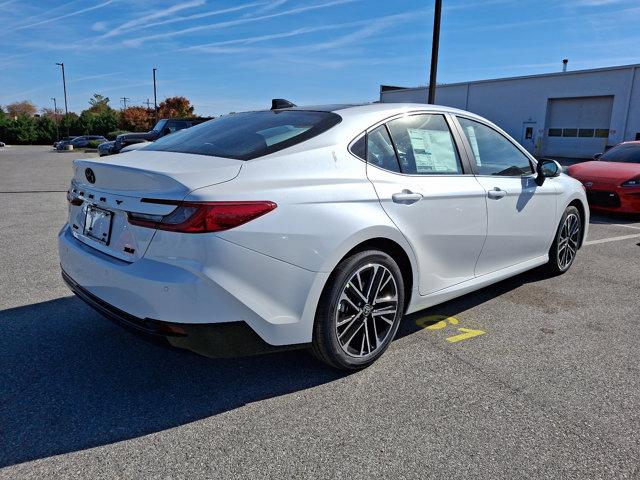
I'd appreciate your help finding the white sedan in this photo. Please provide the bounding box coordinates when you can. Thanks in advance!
[59,102,588,370]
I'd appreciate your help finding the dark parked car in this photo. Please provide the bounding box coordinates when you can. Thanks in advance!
[110,118,209,155]
[98,140,116,157]
[57,135,107,150]
[53,136,78,149]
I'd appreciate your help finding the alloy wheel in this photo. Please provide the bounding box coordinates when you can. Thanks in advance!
[557,213,580,270]
[335,263,399,358]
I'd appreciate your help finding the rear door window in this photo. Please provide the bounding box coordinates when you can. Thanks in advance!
[386,114,462,175]
[144,110,341,160]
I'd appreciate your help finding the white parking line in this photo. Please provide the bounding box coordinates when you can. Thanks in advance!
[585,233,640,246]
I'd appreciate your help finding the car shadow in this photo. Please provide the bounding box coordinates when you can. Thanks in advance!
[0,264,568,468]
[0,297,345,468]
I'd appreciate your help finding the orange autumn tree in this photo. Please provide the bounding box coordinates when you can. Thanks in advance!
[158,96,195,118]
[120,106,154,132]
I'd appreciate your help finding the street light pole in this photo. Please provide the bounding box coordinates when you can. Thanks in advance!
[152,68,158,122]
[55,62,68,115]
[51,97,60,141]
[428,0,442,104]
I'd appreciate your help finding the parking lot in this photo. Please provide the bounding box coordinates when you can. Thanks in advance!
[1,145,639,479]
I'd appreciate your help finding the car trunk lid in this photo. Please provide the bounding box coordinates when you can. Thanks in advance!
[68,151,243,261]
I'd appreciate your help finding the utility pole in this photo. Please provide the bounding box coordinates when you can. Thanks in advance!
[51,97,60,141]
[121,97,130,109]
[152,68,158,122]
[55,62,68,115]
[427,0,442,104]
[144,98,152,109]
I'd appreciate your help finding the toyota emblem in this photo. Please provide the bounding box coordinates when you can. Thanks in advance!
[584,181,593,187]
[85,168,96,184]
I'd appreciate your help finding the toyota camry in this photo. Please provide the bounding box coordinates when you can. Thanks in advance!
[59,101,589,370]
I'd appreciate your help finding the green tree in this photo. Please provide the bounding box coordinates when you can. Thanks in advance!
[35,115,58,144]
[87,93,111,114]
[91,108,119,136]
[60,113,80,136]
[6,115,38,144]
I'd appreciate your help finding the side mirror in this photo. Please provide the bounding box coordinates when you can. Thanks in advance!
[535,159,562,186]
[593,153,602,160]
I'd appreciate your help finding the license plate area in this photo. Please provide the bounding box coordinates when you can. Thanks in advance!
[84,205,113,245]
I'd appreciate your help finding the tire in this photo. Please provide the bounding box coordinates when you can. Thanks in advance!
[310,250,405,370]
[547,205,582,274]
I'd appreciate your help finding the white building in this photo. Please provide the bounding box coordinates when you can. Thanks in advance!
[380,63,640,159]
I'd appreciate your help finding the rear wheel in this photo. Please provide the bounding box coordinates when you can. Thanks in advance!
[311,250,405,370]
[547,206,581,274]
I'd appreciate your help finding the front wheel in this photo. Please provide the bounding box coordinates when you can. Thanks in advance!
[547,206,582,274]
[310,250,405,370]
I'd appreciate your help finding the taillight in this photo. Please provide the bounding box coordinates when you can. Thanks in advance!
[127,201,277,233]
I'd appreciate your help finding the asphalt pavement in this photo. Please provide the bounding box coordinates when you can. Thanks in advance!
[1,146,639,479]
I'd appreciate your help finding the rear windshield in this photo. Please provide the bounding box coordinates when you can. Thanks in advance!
[600,144,640,163]
[143,110,341,160]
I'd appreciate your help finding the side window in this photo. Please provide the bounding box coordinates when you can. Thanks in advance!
[386,114,462,175]
[350,135,366,160]
[457,117,533,176]
[367,125,400,173]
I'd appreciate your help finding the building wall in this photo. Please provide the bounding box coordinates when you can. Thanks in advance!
[380,65,640,158]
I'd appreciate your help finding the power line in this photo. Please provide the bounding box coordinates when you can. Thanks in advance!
[120,97,130,109]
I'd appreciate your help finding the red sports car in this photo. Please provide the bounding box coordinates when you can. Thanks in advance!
[567,141,640,214]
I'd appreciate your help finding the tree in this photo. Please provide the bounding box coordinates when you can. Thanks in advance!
[35,115,58,143]
[6,100,37,118]
[91,108,119,136]
[6,115,38,143]
[87,93,111,114]
[60,113,80,136]
[120,106,153,132]
[158,96,194,118]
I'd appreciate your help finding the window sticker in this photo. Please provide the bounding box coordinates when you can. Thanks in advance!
[407,129,458,173]
[465,126,481,166]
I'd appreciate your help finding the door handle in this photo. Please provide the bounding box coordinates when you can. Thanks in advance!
[487,187,507,199]
[392,189,423,205]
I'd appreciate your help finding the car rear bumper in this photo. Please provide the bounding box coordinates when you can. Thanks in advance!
[62,268,302,357]
[58,224,326,346]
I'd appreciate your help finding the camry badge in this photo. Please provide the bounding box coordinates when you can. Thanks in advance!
[85,168,96,184]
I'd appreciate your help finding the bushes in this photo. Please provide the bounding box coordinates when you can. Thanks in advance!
[86,140,103,148]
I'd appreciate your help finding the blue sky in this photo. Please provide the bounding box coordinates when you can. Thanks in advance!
[1,0,639,116]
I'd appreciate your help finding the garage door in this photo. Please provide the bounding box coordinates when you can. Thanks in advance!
[542,96,613,158]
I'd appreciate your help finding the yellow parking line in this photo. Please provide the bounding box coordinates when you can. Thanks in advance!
[446,328,486,343]
[584,233,640,246]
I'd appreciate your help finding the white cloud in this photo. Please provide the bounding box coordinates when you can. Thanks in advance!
[99,0,206,39]
[92,21,108,31]
[15,1,115,30]
[122,0,359,47]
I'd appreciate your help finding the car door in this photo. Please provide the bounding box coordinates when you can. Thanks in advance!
[454,116,559,276]
[363,112,488,295]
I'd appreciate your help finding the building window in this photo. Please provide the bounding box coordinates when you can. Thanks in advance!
[578,129,595,138]
[562,129,578,137]
[548,128,562,137]
[594,129,610,138]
